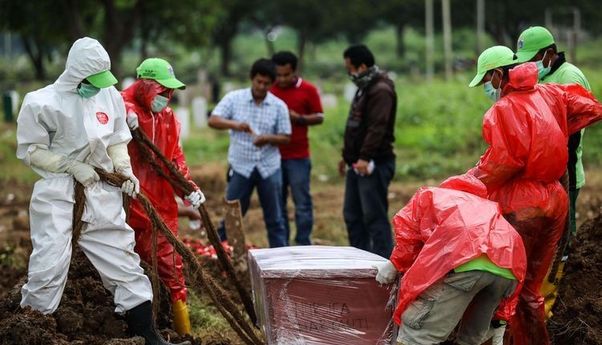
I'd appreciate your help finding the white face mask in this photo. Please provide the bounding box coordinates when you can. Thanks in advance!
[536,51,552,80]
[151,95,169,113]
[483,70,502,102]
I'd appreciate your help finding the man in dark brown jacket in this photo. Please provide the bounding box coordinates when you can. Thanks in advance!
[339,44,397,258]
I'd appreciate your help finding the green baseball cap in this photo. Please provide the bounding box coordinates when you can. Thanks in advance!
[136,58,186,90]
[469,46,517,87]
[516,26,555,63]
[86,70,118,88]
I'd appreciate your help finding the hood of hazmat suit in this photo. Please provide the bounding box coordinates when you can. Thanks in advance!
[17,37,131,175]
[390,174,527,325]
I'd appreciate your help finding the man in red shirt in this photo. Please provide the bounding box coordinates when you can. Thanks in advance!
[270,51,324,245]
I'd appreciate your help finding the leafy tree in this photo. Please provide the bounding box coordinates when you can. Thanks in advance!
[2,0,222,79]
[261,0,381,71]
[211,0,260,76]
[137,0,222,60]
[0,0,72,79]
[377,0,425,58]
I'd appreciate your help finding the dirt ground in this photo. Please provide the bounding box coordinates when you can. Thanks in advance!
[0,165,601,344]
[548,213,602,345]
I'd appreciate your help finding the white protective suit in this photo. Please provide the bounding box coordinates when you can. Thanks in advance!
[16,37,152,314]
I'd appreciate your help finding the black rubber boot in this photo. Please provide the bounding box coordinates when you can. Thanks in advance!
[126,301,191,345]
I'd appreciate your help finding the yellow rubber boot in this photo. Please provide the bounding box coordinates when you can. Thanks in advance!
[541,261,566,319]
[173,299,191,335]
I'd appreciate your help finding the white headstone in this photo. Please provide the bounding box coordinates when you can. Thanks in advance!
[197,69,208,83]
[344,82,357,102]
[9,90,19,114]
[177,88,189,107]
[175,107,190,140]
[321,94,338,109]
[121,77,135,90]
[223,81,236,94]
[191,97,208,128]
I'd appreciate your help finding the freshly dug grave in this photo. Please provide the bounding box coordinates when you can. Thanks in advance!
[548,213,602,345]
[0,248,216,345]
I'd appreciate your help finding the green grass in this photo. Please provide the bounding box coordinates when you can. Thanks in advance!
[2,25,602,183]
[0,124,38,183]
[4,68,602,186]
[187,289,234,338]
[179,70,602,180]
[183,68,602,182]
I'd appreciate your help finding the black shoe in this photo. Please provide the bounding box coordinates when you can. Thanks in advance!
[126,301,191,345]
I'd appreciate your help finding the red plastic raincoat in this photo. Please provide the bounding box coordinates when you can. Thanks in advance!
[468,62,602,345]
[121,79,198,303]
[391,174,527,325]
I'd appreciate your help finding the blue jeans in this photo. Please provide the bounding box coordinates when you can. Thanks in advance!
[343,158,395,258]
[281,158,314,245]
[218,168,287,248]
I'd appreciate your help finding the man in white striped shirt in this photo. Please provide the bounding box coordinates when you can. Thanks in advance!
[209,58,292,247]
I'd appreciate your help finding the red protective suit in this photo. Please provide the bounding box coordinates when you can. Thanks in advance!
[468,62,602,345]
[391,174,527,326]
[121,79,198,303]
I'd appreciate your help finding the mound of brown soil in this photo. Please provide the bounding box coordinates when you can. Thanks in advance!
[0,254,27,299]
[0,249,207,345]
[549,213,602,345]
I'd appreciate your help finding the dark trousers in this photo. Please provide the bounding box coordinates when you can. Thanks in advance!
[281,158,313,245]
[343,158,395,258]
[569,188,580,235]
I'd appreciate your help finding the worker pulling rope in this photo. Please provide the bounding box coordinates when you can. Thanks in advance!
[129,128,258,325]
[72,170,264,345]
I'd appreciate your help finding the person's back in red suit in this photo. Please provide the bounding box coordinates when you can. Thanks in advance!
[468,62,602,345]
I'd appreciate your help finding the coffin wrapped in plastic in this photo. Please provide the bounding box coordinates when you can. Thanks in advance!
[248,245,395,344]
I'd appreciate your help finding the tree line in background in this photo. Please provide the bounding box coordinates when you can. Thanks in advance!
[1,0,601,80]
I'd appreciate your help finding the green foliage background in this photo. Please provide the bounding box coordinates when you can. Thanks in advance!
[3,27,601,184]
[179,28,602,182]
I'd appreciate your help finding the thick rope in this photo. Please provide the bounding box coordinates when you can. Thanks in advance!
[72,179,161,321]
[72,181,86,244]
[80,170,264,345]
[151,219,160,320]
[130,129,258,325]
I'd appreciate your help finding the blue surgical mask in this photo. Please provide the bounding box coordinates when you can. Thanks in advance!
[77,83,100,98]
[151,95,169,113]
[483,81,501,102]
[536,51,551,80]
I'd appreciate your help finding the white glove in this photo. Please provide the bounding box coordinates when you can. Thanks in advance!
[27,144,70,172]
[27,145,99,187]
[185,189,206,208]
[66,161,100,187]
[106,142,138,197]
[375,260,398,285]
[118,168,140,198]
[126,111,139,130]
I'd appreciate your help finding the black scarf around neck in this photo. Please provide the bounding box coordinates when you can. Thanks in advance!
[350,65,380,89]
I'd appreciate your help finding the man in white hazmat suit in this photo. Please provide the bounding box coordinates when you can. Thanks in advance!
[16,37,189,345]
